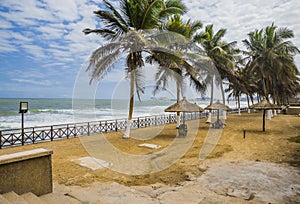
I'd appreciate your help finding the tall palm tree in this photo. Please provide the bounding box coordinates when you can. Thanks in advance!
[243,23,300,104]
[151,14,206,127]
[195,24,238,122]
[195,24,238,105]
[83,0,186,138]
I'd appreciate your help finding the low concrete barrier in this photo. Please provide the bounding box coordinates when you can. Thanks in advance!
[287,106,300,115]
[0,148,53,196]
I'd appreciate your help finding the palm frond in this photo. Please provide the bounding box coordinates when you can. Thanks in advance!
[83,28,117,40]
[87,47,123,84]
[140,0,165,29]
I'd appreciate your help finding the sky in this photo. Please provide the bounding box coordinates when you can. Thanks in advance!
[0,0,299,99]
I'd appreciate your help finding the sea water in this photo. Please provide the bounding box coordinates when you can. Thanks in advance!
[0,98,247,130]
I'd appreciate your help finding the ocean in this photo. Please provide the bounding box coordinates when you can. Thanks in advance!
[0,98,247,130]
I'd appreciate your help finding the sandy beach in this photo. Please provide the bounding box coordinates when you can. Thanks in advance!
[1,112,300,203]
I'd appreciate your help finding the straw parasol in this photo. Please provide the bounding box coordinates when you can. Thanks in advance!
[165,97,204,113]
[204,100,231,111]
[249,97,281,131]
[204,100,231,128]
[165,97,204,125]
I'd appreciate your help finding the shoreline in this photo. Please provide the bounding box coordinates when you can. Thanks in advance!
[1,113,299,202]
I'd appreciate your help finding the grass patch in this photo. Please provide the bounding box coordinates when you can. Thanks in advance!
[288,136,300,143]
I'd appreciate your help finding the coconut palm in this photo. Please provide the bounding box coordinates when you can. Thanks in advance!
[195,24,238,105]
[194,24,238,122]
[83,0,186,138]
[150,14,206,127]
[243,23,300,104]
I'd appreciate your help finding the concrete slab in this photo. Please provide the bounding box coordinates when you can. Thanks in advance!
[71,156,112,171]
[138,143,161,149]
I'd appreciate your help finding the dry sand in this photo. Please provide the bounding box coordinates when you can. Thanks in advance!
[1,112,300,203]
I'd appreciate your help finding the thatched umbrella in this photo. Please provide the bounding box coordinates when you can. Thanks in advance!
[165,97,204,125]
[249,98,281,131]
[204,100,231,128]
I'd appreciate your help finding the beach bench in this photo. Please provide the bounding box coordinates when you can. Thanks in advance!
[178,124,188,137]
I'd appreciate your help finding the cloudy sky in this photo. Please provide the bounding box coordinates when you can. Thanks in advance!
[0,0,299,99]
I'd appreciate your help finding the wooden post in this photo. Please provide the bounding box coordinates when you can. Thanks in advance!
[87,122,90,136]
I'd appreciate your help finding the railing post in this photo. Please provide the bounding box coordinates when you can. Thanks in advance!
[50,126,53,141]
[32,128,35,144]
[87,122,90,136]
[115,120,118,132]
[74,123,77,137]
[67,124,69,139]
[137,117,140,128]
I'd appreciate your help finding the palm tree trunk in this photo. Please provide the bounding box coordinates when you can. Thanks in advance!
[123,69,135,138]
[238,95,241,115]
[220,81,225,105]
[210,77,214,105]
[176,80,181,128]
[206,77,214,123]
[247,95,251,113]
[220,81,227,119]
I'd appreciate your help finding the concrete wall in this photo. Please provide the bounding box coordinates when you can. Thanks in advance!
[287,106,300,115]
[0,148,53,196]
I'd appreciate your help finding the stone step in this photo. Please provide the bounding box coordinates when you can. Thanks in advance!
[21,192,47,204]
[0,194,11,204]
[40,192,82,204]
[1,192,29,204]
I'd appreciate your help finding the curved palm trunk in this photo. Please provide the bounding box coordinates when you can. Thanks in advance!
[123,69,135,139]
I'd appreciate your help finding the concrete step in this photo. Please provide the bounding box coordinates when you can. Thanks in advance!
[1,192,29,204]
[21,192,47,204]
[0,194,11,204]
[40,193,82,204]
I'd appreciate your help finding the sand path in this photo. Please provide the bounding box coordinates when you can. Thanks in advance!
[1,113,300,203]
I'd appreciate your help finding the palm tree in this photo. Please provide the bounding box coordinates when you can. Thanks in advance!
[83,0,186,138]
[243,23,300,104]
[195,25,238,103]
[195,24,238,121]
[150,14,206,127]
[225,65,253,114]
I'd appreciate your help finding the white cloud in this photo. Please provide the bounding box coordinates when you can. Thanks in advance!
[0,0,299,98]
[46,0,80,22]
[183,0,300,66]
[22,44,46,60]
[11,78,53,86]
[0,18,13,29]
